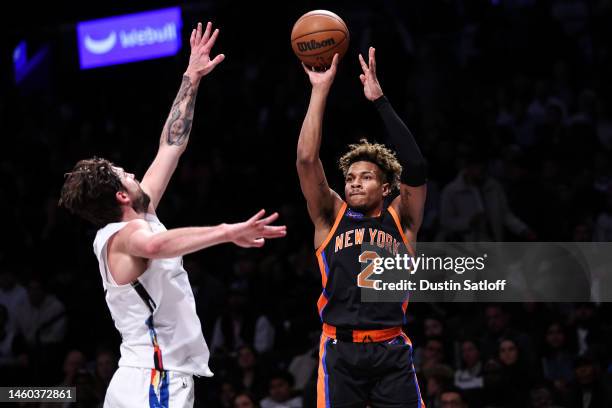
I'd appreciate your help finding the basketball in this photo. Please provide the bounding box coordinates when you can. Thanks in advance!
[291,10,350,70]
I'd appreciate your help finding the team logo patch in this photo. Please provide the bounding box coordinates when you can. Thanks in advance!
[346,209,364,219]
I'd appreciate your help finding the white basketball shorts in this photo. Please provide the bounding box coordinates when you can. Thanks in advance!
[104,366,194,408]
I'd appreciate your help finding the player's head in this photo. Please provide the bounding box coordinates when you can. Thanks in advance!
[339,139,401,212]
[59,157,150,226]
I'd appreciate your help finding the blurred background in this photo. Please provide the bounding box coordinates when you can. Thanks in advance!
[1,0,612,407]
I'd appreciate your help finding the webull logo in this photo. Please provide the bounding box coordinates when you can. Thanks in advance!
[77,7,182,69]
[84,32,117,54]
[297,37,335,52]
[84,23,177,55]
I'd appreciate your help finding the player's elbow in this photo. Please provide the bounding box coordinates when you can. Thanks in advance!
[140,239,163,259]
[296,155,318,168]
[401,160,428,187]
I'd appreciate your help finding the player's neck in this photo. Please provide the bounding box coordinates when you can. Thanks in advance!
[121,207,146,222]
[356,204,383,218]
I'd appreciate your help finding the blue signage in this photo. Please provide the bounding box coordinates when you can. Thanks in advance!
[77,7,182,69]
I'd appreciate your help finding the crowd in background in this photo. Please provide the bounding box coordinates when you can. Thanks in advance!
[1,0,612,407]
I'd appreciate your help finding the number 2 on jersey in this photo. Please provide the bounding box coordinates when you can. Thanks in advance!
[357,250,381,288]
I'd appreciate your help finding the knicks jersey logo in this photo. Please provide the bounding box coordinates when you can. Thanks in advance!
[345,209,364,219]
[334,227,403,256]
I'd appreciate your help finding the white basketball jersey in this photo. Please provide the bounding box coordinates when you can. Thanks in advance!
[93,213,213,377]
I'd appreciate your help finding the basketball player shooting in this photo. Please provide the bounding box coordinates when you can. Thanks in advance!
[297,48,427,407]
[59,22,286,408]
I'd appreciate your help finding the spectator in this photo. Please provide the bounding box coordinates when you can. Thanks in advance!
[15,276,67,348]
[480,304,534,363]
[417,337,447,374]
[234,392,260,408]
[235,344,268,399]
[529,384,565,408]
[440,387,469,408]
[218,380,240,408]
[210,287,275,355]
[58,349,86,386]
[288,342,319,392]
[0,304,28,385]
[454,339,484,407]
[439,151,534,241]
[260,371,302,408]
[563,354,612,408]
[568,303,603,357]
[423,365,455,408]
[484,337,538,408]
[93,348,117,402]
[414,315,447,370]
[0,266,27,330]
[14,276,67,382]
[541,321,574,393]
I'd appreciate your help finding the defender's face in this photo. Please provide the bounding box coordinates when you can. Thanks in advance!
[112,166,140,193]
[344,161,389,212]
[112,166,150,213]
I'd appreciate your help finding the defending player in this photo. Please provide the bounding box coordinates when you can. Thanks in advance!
[296,48,427,407]
[59,22,286,408]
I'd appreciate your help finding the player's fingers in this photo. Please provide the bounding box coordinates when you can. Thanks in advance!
[358,53,369,73]
[210,54,225,68]
[201,21,212,44]
[203,29,220,53]
[370,47,376,75]
[248,209,266,223]
[256,212,279,226]
[262,226,287,238]
[195,22,203,44]
[302,62,313,75]
[190,29,196,48]
[359,74,366,85]
[328,53,339,74]
[252,238,265,247]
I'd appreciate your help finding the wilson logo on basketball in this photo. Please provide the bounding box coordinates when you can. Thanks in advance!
[297,37,336,52]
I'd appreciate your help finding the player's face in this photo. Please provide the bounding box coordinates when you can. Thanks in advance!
[113,166,150,213]
[344,161,389,212]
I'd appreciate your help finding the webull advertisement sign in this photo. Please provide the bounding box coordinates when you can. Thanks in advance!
[77,7,182,69]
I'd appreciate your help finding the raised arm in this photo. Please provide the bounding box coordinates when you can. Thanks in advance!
[111,210,286,284]
[358,47,427,237]
[296,55,344,247]
[141,22,225,212]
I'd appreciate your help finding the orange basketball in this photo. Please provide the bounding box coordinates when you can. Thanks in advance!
[291,10,350,70]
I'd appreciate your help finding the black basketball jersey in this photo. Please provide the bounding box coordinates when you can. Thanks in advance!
[316,202,411,329]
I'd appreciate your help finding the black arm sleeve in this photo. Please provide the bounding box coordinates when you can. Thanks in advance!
[374,95,427,186]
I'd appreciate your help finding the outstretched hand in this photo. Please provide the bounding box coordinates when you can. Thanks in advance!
[225,210,287,248]
[185,22,225,79]
[302,54,340,92]
[358,47,384,101]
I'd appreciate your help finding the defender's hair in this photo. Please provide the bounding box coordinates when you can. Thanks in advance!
[59,157,123,226]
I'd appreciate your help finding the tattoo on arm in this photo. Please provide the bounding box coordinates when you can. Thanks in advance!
[163,75,198,146]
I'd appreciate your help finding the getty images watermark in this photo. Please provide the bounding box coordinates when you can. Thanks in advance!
[357,242,612,302]
[358,251,507,292]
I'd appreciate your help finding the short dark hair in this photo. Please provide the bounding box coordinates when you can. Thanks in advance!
[268,370,294,387]
[441,386,466,402]
[59,157,123,226]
